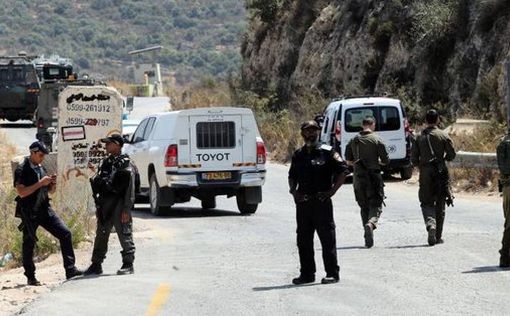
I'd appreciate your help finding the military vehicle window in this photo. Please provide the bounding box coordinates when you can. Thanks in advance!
[379,106,400,131]
[143,118,156,140]
[345,107,376,132]
[132,118,149,143]
[0,69,8,81]
[322,116,329,134]
[12,68,25,82]
[48,68,60,76]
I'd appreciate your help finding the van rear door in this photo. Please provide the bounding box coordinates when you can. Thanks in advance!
[189,114,243,171]
[341,105,406,160]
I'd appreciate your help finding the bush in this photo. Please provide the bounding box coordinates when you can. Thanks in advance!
[410,0,459,49]
[477,0,510,32]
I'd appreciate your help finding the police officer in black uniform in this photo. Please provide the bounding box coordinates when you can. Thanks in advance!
[14,141,83,286]
[84,134,136,276]
[288,120,348,285]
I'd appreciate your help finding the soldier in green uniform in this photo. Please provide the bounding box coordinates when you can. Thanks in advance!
[411,110,456,246]
[84,134,136,276]
[496,132,510,267]
[345,117,389,248]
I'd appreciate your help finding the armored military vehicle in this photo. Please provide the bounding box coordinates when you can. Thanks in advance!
[0,54,40,121]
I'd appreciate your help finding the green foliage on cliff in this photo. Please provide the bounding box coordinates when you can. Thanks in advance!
[0,0,246,83]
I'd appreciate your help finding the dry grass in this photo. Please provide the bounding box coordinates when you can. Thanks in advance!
[448,121,506,193]
[107,80,136,96]
[166,78,232,110]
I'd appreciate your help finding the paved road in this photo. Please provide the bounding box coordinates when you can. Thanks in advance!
[0,120,37,154]
[127,97,171,120]
[16,163,508,315]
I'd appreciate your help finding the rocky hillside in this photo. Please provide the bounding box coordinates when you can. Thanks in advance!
[241,0,510,120]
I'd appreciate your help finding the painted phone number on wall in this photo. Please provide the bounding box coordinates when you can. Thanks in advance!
[66,103,111,113]
[65,117,111,126]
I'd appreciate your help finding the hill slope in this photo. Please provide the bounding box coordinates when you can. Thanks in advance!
[241,0,510,119]
[0,0,246,83]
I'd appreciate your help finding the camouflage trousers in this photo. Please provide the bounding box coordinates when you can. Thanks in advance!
[419,166,446,238]
[353,171,384,228]
[91,205,135,265]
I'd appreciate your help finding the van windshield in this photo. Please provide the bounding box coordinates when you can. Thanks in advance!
[345,106,400,132]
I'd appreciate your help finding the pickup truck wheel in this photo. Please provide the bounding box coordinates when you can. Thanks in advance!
[149,174,170,216]
[236,194,258,214]
[400,167,413,180]
[201,197,216,209]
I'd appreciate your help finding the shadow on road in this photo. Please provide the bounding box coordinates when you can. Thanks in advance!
[386,244,429,249]
[337,245,366,250]
[0,122,34,129]
[253,283,319,291]
[1,283,29,290]
[462,266,510,274]
[132,205,241,218]
[383,174,408,183]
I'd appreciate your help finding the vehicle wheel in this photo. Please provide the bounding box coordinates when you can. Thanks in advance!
[400,167,413,180]
[149,174,170,216]
[236,194,258,214]
[201,196,216,209]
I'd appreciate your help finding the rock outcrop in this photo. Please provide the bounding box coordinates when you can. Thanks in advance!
[241,0,510,119]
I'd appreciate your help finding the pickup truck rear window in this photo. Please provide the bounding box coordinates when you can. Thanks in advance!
[345,106,400,132]
[197,121,235,149]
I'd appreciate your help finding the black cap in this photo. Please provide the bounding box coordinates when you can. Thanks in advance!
[100,134,124,146]
[300,120,321,131]
[29,141,49,154]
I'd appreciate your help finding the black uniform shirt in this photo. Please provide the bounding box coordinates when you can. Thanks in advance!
[13,157,50,214]
[288,145,348,194]
[97,154,131,198]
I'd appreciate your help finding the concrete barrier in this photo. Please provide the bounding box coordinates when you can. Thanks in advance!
[449,151,498,169]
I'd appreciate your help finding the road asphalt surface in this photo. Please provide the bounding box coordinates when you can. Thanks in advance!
[14,163,509,316]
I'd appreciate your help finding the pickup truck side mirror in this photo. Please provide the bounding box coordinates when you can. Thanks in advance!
[123,134,132,144]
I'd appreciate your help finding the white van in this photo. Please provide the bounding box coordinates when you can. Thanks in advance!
[320,97,413,179]
[123,107,266,215]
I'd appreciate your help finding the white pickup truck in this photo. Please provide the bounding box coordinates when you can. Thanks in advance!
[123,107,267,215]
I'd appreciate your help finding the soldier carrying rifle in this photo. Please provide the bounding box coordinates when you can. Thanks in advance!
[345,116,389,248]
[411,109,456,246]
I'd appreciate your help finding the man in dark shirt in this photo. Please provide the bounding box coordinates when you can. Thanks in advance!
[288,120,348,285]
[14,141,82,286]
[84,134,136,276]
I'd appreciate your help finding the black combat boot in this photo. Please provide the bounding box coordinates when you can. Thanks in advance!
[364,224,374,248]
[65,266,84,280]
[321,274,339,284]
[84,262,103,276]
[27,276,42,286]
[428,227,437,246]
[500,250,510,268]
[292,274,315,285]
[117,263,134,275]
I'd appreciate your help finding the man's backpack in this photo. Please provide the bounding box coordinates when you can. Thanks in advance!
[497,137,510,175]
